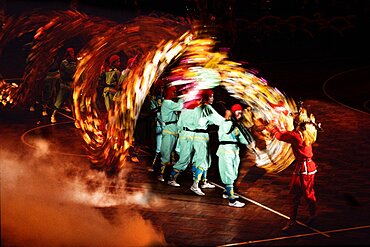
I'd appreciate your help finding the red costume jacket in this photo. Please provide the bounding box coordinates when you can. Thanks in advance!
[271,128,317,175]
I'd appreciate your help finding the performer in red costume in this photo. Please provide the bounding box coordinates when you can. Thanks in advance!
[267,108,321,231]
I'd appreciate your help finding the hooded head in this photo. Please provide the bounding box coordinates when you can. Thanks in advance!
[201,89,213,97]
[66,47,74,53]
[164,86,177,100]
[65,47,75,60]
[109,55,120,67]
[231,104,243,120]
[231,104,242,113]
[201,89,214,104]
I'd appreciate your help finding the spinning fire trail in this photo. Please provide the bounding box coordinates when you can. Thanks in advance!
[0,9,319,174]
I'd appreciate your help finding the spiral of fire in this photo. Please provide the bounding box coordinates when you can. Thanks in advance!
[1,10,299,174]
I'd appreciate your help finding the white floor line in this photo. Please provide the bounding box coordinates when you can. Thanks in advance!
[54,108,76,121]
[322,65,370,115]
[218,225,370,246]
[21,121,88,157]
[210,181,330,238]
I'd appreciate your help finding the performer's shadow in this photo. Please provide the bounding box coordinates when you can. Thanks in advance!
[237,147,266,186]
[243,165,266,183]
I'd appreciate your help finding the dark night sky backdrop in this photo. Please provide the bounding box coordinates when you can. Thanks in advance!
[1,0,370,97]
[3,0,370,19]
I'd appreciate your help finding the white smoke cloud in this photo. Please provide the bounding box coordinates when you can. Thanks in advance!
[1,146,166,247]
[31,137,51,157]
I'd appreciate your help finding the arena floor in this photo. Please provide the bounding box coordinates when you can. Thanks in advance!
[1,55,369,246]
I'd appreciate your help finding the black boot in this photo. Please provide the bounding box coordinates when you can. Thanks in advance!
[282,202,298,232]
[307,201,317,224]
[282,220,297,231]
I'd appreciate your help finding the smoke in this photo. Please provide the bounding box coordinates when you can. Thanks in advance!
[1,140,166,247]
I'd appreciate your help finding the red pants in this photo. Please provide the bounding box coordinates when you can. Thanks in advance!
[288,173,316,220]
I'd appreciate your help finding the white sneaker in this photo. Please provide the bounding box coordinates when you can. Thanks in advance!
[51,115,56,123]
[42,110,48,116]
[190,186,205,196]
[228,200,245,208]
[157,175,164,182]
[222,193,239,199]
[201,182,215,189]
[167,180,180,187]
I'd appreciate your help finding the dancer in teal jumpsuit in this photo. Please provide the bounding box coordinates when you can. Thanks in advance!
[148,85,164,171]
[158,86,184,181]
[217,104,255,207]
[168,89,224,196]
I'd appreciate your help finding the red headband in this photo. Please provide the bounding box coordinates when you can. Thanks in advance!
[231,104,243,113]
[164,86,177,99]
[201,89,213,97]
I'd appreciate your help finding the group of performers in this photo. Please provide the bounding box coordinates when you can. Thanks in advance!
[148,83,320,230]
[29,46,319,230]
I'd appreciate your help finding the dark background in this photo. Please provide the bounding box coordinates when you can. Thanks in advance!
[1,0,370,111]
[2,0,370,69]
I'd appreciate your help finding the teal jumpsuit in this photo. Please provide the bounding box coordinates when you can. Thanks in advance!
[170,104,223,183]
[159,98,184,175]
[150,95,164,154]
[217,119,253,200]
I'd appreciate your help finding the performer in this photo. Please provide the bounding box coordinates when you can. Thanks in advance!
[99,54,123,112]
[157,86,183,182]
[148,84,165,171]
[168,89,224,196]
[41,57,60,116]
[51,47,77,123]
[267,108,320,231]
[113,55,137,104]
[167,98,200,188]
[217,104,254,207]
[192,89,224,193]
